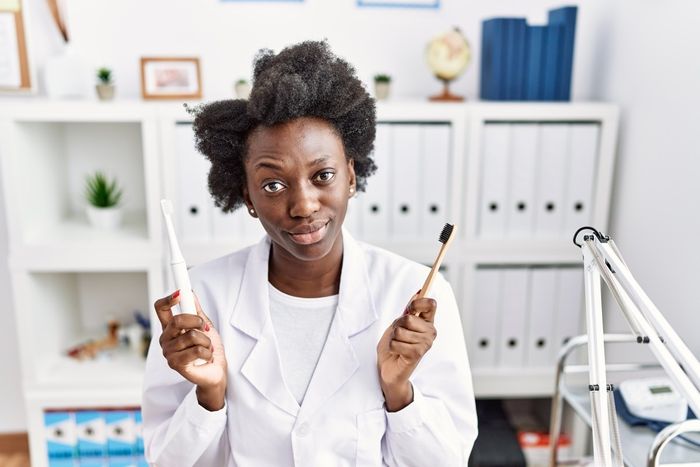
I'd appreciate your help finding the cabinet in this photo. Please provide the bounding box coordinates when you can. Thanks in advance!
[0,99,618,465]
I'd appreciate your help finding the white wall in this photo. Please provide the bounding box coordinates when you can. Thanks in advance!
[590,1,700,364]
[2,0,699,432]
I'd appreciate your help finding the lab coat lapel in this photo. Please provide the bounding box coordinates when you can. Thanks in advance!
[296,228,378,424]
[230,236,300,418]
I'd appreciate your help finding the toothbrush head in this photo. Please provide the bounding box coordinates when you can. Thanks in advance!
[439,223,455,244]
[161,199,174,217]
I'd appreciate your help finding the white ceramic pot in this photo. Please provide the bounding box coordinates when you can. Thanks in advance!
[374,81,390,100]
[235,82,251,99]
[96,84,115,101]
[86,205,123,230]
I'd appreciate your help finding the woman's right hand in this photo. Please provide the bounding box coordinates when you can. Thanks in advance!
[154,290,227,411]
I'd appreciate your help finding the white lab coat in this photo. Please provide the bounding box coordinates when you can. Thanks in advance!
[143,229,478,466]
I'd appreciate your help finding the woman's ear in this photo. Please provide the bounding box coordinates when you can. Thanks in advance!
[242,186,257,218]
[347,159,356,197]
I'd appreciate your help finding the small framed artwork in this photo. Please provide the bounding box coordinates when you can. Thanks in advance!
[357,0,439,8]
[0,0,34,93]
[140,57,202,100]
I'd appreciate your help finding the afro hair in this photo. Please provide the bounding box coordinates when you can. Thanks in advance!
[188,40,377,213]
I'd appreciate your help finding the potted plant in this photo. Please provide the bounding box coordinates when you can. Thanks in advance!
[85,171,123,230]
[96,67,115,101]
[234,78,251,99]
[374,74,391,100]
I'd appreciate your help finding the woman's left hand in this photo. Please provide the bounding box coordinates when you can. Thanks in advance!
[376,294,437,411]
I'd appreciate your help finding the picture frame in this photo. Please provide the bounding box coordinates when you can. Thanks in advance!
[0,0,34,93]
[140,57,202,100]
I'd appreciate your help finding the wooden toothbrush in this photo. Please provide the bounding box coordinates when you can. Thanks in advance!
[410,223,457,315]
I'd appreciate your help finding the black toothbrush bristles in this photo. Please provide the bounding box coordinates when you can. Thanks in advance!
[439,223,454,244]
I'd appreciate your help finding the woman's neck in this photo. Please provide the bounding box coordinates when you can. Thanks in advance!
[268,233,344,298]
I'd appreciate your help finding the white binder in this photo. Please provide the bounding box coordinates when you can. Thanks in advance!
[211,203,243,242]
[497,267,530,367]
[533,124,569,238]
[390,124,422,239]
[478,123,511,238]
[362,123,391,240]
[344,193,363,239]
[175,123,212,242]
[469,267,502,368]
[563,124,600,236]
[420,124,451,239]
[526,266,557,367]
[506,124,539,238]
[552,266,584,356]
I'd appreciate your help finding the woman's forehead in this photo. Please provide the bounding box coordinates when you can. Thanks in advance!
[246,117,345,163]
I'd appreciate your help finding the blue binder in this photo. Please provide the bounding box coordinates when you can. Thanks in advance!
[542,24,563,101]
[548,6,577,100]
[524,26,546,100]
[480,18,506,100]
[504,18,527,100]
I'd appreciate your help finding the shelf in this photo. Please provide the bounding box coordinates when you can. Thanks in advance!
[31,350,145,393]
[472,367,557,398]
[462,239,582,264]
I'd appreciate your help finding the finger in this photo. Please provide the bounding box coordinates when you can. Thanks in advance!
[154,291,180,331]
[409,297,437,323]
[388,340,429,362]
[402,290,421,316]
[163,328,212,355]
[395,314,435,333]
[193,292,214,331]
[391,326,425,345]
[168,345,213,369]
[160,313,205,342]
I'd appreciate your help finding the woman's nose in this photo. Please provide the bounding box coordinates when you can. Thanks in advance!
[288,183,321,218]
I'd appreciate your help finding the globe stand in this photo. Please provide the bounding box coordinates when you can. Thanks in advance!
[429,78,464,102]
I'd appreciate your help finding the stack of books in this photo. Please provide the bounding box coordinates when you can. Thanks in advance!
[479,6,577,101]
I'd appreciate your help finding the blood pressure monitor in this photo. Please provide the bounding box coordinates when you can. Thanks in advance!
[619,377,689,423]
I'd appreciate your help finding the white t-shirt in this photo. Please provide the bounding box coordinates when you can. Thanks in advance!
[268,282,338,405]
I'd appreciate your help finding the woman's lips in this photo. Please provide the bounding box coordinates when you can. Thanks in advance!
[288,221,329,245]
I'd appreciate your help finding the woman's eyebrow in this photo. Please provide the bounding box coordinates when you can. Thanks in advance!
[309,155,331,166]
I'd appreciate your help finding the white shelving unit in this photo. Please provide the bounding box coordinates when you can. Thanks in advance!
[0,101,165,467]
[0,99,618,465]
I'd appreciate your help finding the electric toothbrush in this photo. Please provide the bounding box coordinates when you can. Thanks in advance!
[160,199,207,366]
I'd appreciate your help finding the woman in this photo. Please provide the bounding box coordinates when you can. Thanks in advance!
[143,40,477,466]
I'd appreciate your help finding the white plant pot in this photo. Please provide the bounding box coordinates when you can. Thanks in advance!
[235,82,251,99]
[86,205,123,230]
[374,81,391,100]
[96,83,115,101]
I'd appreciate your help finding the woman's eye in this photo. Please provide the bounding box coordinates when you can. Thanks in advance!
[316,171,335,182]
[263,181,284,193]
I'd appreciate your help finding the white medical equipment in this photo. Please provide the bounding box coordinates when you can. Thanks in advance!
[619,377,689,424]
[568,227,700,466]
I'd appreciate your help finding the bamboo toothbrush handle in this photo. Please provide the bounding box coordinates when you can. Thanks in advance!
[416,242,448,300]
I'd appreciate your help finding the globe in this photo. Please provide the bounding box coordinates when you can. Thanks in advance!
[425,27,471,101]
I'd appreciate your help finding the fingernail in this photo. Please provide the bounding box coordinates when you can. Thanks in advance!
[172,290,180,299]
[204,323,210,332]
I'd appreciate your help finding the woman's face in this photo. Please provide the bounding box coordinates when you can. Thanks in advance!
[242,117,356,263]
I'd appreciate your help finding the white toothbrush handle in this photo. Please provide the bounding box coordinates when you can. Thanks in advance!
[171,261,207,366]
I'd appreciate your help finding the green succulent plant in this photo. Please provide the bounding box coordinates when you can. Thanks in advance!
[236,78,248,85]
[374,74,391,83]
[85,171,122,208]
[97,67,113,85]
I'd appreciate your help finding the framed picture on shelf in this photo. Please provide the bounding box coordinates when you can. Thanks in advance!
[0,0,34,93]
[140,57,202,100]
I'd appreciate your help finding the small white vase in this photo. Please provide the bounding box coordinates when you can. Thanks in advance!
[86,205,123,230]
[235,82,251,99]
[96,83,115,101]
[374,81,391,100]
